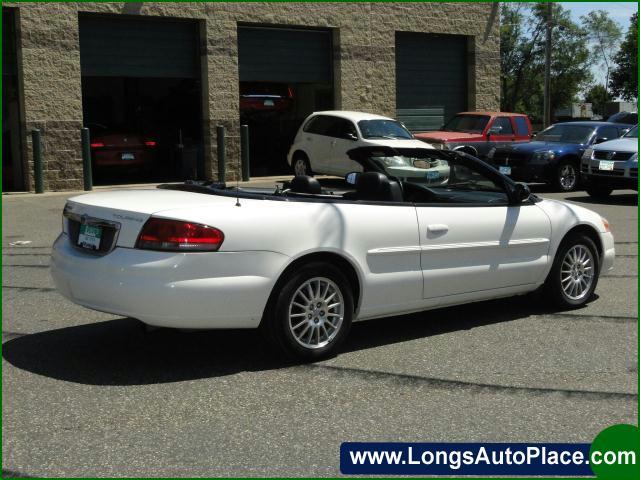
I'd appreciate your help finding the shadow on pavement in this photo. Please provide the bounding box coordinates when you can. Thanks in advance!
[564,193,638,206]
[2,293,593,387]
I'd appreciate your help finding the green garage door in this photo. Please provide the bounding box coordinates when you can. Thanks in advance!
[79,16,199,78]
[395,32,468,130]
[238,26,332,83]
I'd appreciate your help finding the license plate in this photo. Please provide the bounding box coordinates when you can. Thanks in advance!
[121,153,135,161]
[499,166,511,175]
[425,170,441,180]
[599,160,614,171]
[78,224,102,250]
[263,99,275,107]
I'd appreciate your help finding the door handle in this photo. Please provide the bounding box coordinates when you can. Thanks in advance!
[427,224,449,234]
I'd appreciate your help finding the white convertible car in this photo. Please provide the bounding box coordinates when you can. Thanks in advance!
[51,147,615,359]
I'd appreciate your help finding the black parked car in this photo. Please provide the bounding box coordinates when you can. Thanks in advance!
[607,111,637,125]
[488,121,634,192]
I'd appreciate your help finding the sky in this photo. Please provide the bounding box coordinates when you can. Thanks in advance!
[559,2,638,86]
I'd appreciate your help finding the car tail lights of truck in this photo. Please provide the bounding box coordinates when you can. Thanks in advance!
[136,218,224,252]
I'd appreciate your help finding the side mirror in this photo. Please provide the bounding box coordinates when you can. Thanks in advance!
[345,132,358,141]
[594,137,608,144]
[514,182,531,202]
[488,126,503,136]
[345,172,359,185]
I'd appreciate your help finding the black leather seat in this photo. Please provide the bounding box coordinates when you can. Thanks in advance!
[355,172,404,202]
[289,175,322,195]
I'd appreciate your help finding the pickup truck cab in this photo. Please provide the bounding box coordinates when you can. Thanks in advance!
[414,112,532,159]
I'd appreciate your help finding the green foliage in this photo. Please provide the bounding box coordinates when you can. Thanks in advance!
[500,3,593,122]
[581,10,622,95]
[609,12,638,100]
[584,84,613,116]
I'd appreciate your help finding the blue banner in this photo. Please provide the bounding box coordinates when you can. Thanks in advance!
[340,442,594,476]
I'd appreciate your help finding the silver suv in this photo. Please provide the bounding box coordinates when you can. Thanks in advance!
[581,125,638,197]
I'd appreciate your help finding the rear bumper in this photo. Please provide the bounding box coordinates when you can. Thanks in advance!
[51,234,289,329]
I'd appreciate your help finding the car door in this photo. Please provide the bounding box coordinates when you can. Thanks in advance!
[324,118,362,176]
[488,116,517,148]
[301,115,333,173]
[414,160,551,300]
[513,116,532,143]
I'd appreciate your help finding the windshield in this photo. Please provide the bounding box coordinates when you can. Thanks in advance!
[623,126,638,138]
[534,124,595,144]
[357,120,413,139]
[441,114,490,133]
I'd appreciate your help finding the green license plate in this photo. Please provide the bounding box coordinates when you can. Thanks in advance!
[78,224,102,250]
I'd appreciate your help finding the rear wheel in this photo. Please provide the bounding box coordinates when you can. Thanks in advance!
[585,184,613,198]
[262,262,353,360]
[544,233,599,308]
[554,160,579,192]
[292,154,312,177]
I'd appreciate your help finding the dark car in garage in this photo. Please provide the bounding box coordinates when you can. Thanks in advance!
[487,121,633,191]
[88,124,157,175]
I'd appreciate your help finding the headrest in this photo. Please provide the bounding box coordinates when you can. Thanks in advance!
[356,172,403,202]
[289,175,322,194]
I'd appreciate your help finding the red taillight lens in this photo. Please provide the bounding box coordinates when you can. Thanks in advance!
[90,142,105,149]
[145,140,157,147]
[287,86,294,99]
[136,218,224,252]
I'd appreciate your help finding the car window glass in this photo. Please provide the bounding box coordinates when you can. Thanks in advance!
[494,117,514,134]
[442,115,490,133]
[598,126,619,141]
[358,120,413,139]
[514,117,529,135]
[326,118,357,140]
[303,115,332,135]
[534,125,595,143]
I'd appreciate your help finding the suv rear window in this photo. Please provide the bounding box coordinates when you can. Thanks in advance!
[303,115,334,135]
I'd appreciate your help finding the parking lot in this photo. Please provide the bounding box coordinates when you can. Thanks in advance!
[2,185,637,477]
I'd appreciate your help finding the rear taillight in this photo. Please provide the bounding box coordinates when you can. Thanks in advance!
[287,86,294,99]
[136,218,224,252]
[90,142,105,149]
[145,140,157,147]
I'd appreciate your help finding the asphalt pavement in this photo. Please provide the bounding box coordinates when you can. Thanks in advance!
[2,183,637,477]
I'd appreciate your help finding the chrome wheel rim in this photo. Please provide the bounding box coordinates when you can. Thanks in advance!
[560,245,595,301]
[293,159,307,176]
[288,277,344,349]
[559,164,577,190]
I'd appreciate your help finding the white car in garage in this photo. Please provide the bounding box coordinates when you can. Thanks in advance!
[51,147,614,360]
[287,111,434,177]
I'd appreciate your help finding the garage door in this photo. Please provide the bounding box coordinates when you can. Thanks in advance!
[238,27,332,83]
[79,16,199,78]
[395,32,468,128]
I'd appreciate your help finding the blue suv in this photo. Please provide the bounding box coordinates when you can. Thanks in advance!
[488,121,633,191]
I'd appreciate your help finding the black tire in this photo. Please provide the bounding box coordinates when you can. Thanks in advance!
[292,154,313,177]
[554,159,579,192]
[543,233,600,308]
[261,262,353,360]
[585,185,613,198]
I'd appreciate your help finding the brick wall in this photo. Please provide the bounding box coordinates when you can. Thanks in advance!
[4,2,500,190]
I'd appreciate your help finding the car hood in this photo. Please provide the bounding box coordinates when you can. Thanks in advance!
[592,137,638,153]
[499,140,582,155]
[414,131,484,143]
[364,138,435,149]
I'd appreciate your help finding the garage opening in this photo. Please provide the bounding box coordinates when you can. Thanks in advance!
[3,7,25,191]
[238,26,333,176]
[395,32,468,132]
[79,15,203,185]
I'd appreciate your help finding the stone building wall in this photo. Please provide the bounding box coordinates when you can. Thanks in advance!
[4,2,500,191]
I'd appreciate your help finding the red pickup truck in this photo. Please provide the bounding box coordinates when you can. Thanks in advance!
[414,111,533,159]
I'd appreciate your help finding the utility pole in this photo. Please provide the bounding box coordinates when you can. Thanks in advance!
[543,2,553,128]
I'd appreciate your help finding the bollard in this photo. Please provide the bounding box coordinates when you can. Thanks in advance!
[81,128,93,191]
[217,125,226,183]
[32,129,44,194]
[240,124,250,182]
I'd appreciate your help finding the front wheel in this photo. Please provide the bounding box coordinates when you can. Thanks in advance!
[262,262,353,360]
[554,160,579,192]
[544,233,599,308]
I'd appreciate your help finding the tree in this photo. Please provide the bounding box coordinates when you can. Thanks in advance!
[610,12,638,100]
[581,11,622,97]
[500,3,592,121]
[584,84,612,116]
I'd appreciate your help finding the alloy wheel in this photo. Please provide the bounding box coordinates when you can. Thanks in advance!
[560,244,595,300]
[294,158,308,176]
[559,164,577,190]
